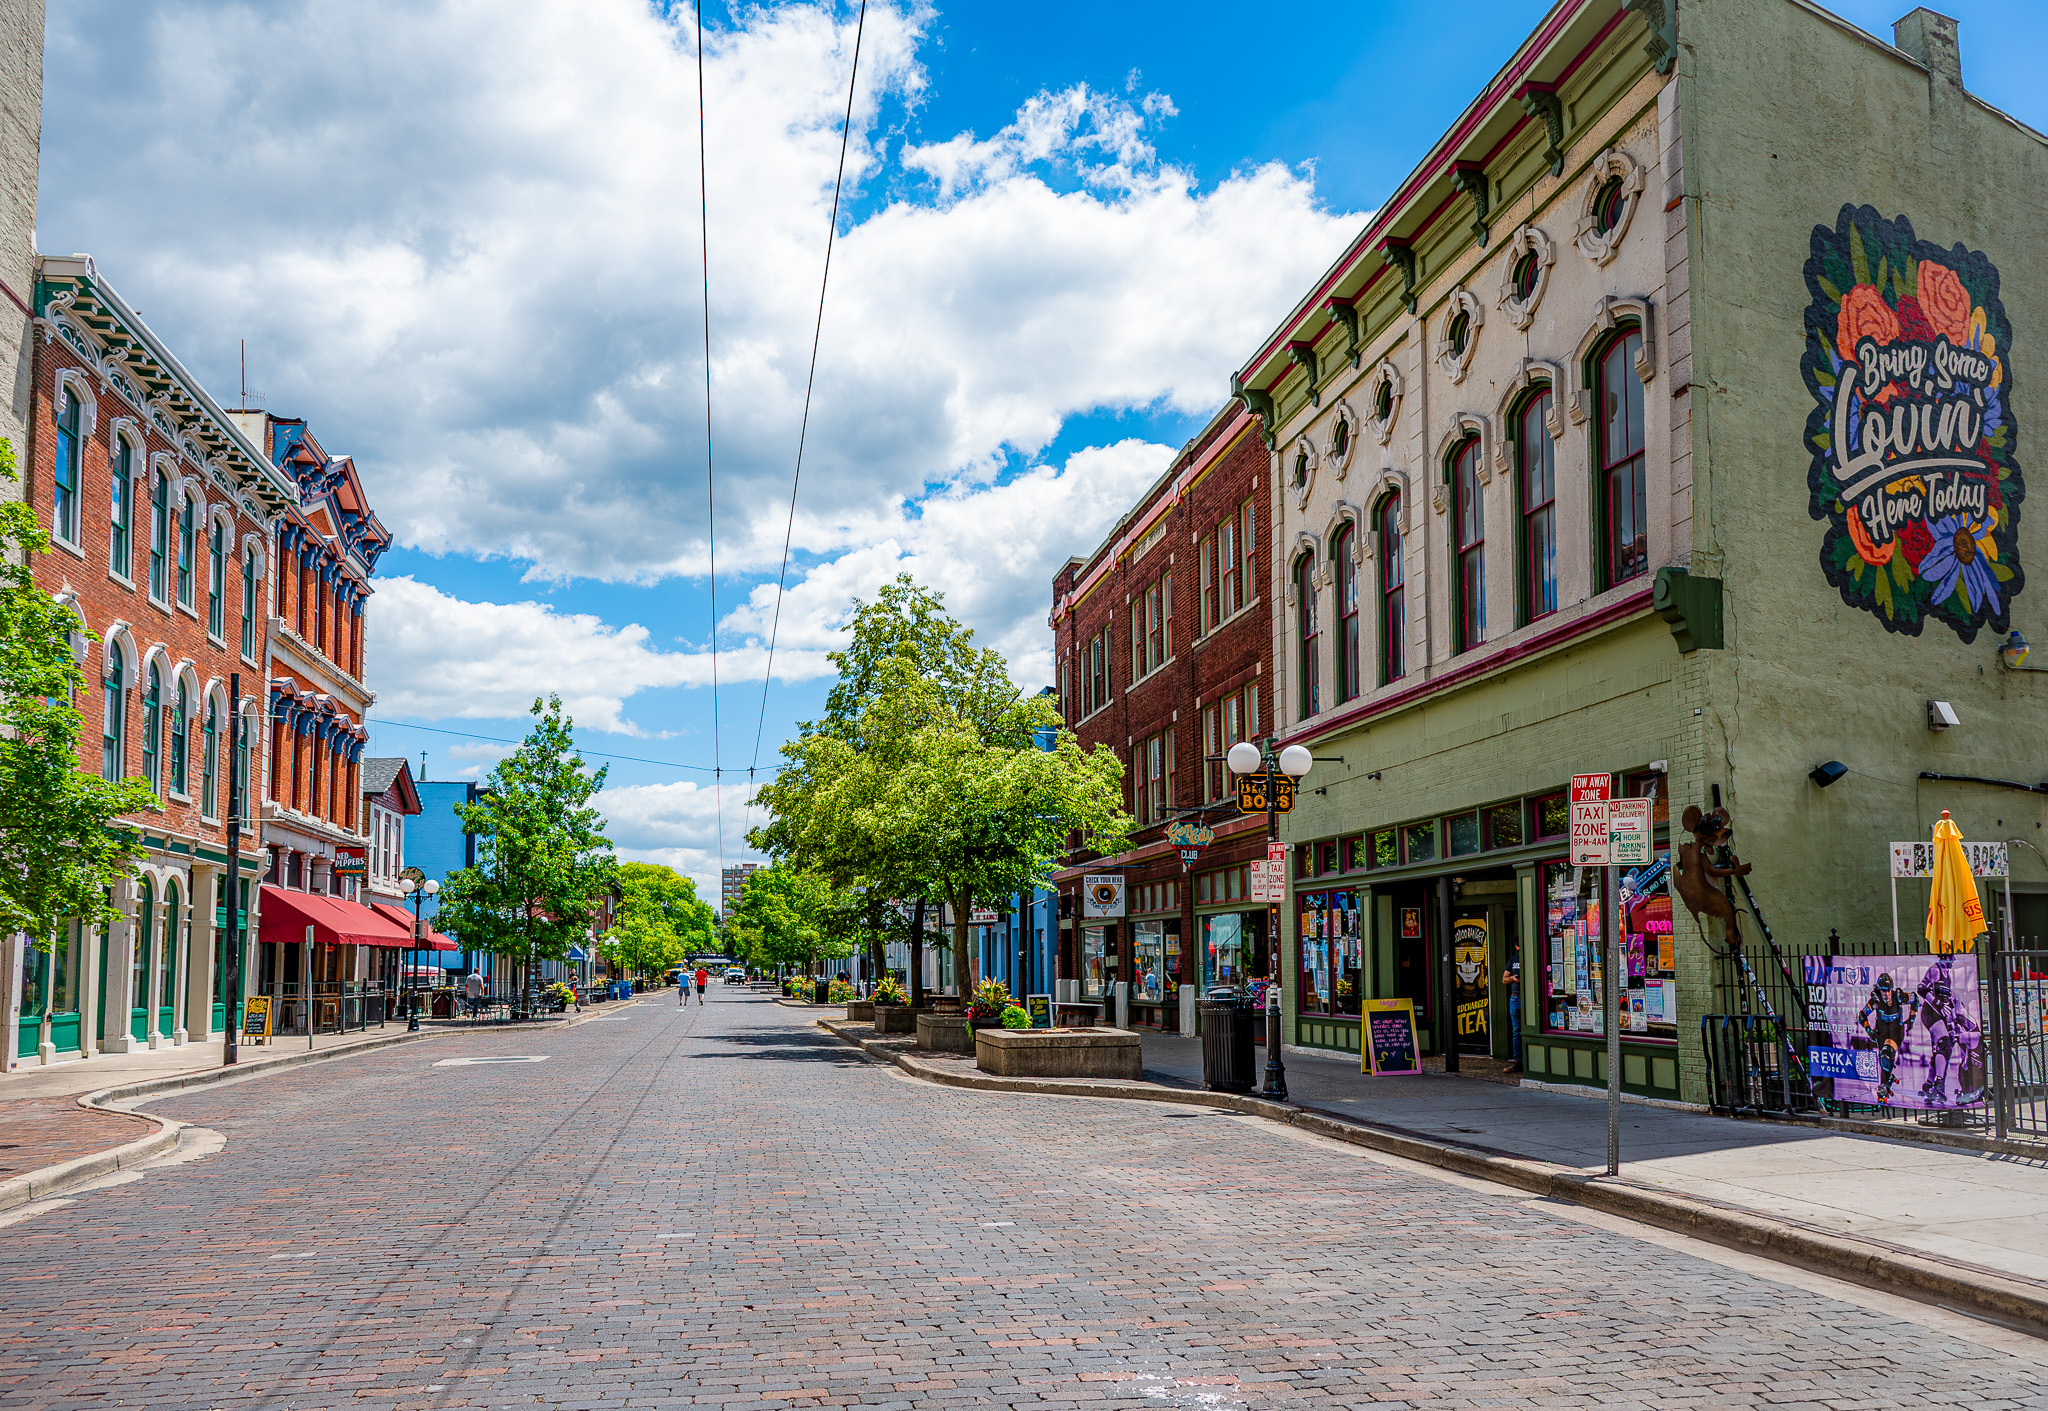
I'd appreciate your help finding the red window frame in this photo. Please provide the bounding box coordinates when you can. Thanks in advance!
[1519,391,1557,622]
[1599,330,1648,587]
[1453,437,1485,652]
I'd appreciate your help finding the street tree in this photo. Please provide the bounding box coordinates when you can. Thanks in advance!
[0,439,158,952]
[602,861,715,981]
[751,576,1129,997]
[726,863,854,978]
[438,695,617,1004]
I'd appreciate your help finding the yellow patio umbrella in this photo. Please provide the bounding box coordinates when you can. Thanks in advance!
[1925,810,1986,954]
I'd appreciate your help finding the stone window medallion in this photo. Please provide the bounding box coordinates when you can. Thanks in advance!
[1290,436,1318,512]
[1326,400,1359,480]
[1575,147,1644,267]
[1368,361,1403,445]
[1434,289,1484,384]
[1497,224,1556,330]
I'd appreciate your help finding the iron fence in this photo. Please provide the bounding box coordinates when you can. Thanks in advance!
[1703,935,2046,1142]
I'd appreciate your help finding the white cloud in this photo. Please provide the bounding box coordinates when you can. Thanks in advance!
[598,779,764,902]
[443,742,515,779]
[41,0,1358,599]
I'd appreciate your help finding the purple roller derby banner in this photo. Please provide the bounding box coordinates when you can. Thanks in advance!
[1803,953,1984,1110]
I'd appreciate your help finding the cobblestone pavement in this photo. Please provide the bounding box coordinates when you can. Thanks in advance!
[0,994,2043,1410]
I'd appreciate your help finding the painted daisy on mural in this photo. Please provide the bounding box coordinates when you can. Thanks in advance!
[1800,204,2022,643]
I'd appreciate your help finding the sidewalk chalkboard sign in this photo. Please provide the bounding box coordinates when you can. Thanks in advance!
[1025,994,1052,1029]
[242,995,273,1044]
[1362,998,1421,1076]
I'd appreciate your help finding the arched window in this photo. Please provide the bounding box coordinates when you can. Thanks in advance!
[111,437,135,578]
[1295,552,1320,721]
[142,663,162,792]
[149,468,169,601]
[202,699,219,818]
[177,494,196,606]
[234,704,251,812]
[1511,250,1541,302]
[160,878,181,1030]
[170,678,190,795]
[1518,390,1558,621]
[1452,437,1486,652]
[1334,525,1361,703]
[53,390,81,546]
[207,521,225,638]
[1598,328,1648,586]
[241,549,257,658]
[1378,494,1405,685]
[101,641,126,781]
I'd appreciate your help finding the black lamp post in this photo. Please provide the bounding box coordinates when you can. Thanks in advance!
[1224,737,1314,1102]
[397,867,440,1031]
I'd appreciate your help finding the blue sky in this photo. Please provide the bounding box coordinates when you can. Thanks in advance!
[37,0,2048,895]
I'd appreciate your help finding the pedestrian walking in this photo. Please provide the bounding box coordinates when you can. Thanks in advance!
[463,970,484,1020]
[693,966,710,1004]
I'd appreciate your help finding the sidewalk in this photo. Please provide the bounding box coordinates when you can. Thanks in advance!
[0,1024,433,1102]
[816,1013,2048,1334]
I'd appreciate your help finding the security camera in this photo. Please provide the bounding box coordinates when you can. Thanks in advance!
[1928,700,1960,731]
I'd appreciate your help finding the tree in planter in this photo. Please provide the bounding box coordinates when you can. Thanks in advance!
[601,861,714,983]
[438,696,617,1013]
[0,438,158,959]
[728,864,855,984]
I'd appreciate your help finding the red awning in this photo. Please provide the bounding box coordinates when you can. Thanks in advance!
[259,885,415,949]
[368,901,460,952]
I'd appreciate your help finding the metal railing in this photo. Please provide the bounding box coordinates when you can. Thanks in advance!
[1985,948,2048,1140]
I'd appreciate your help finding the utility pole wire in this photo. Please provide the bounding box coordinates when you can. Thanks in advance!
[696,1,725,881]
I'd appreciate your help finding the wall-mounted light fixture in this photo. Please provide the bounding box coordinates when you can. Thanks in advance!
[1929,700,1960,731]
[1999,630,2042,671]
[1808,760,1847,788]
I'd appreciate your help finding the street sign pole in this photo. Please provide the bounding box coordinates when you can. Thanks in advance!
[1604,862,1621,1176]
[1571,772,1623,1178]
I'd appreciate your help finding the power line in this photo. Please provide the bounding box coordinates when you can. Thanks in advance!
[744,0,867,828]
[367,718,785,776]
[696,0,726,879]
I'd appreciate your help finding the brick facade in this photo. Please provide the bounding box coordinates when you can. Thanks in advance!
[1049,406,1273,1028]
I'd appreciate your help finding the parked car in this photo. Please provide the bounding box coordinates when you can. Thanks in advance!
[723,967,747,985]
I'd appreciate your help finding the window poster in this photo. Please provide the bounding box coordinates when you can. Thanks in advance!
[1542,856,1677,1041]
[1134,921,1164,1003]
[1453,915,1488,1045]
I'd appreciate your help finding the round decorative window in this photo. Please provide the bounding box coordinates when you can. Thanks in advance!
[1332,417,1349,457]
[1592,177,1628,236]
[1447,310,1471,356]
[1511,250,1540,301]
[1293,450,1311,488]
[1374,380,1393,422]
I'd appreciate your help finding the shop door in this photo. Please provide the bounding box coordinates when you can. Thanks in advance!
[1452,908,1490,1056]
[1489,899,1520,1062]
[1388,890,1435,1053]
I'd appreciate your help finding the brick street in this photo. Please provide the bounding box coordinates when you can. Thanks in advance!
[0,992,2044,1410]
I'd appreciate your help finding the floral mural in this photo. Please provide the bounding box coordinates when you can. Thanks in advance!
[1801,205,2022,642]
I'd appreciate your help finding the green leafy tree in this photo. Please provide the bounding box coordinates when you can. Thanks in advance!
[751,576,1129,995]
[438,696,617,999]
[0,439,157,952]
[601,861,715,980]
[727,864,854,976]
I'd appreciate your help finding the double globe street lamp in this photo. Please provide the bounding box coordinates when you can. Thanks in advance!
[397,868,441,1032]
[1224,739,1314,1101]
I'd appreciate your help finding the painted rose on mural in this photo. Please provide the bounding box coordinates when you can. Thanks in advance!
[1801,205,2022,642]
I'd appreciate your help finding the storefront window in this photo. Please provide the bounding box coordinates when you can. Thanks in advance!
[1403,820,1437,863]
[1343,836,1368,871]
[1203,912,1264,990]
[1371,829,1398,868]
[1485,801,1523,850]
[1533,792,1568,839]
[1080,925,1107,1001]
[1446,812,1481,857]
[1299,891,1363,1018]
[1540,855,1676,1040]
[1133,921,1165,1003]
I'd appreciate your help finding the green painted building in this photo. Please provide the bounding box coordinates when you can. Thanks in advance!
[1229,0,2047,1105]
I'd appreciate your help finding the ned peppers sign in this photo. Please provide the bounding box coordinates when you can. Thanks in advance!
[1802,205,2023,642]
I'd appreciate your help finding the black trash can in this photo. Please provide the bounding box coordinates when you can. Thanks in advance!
[813,978,829,1004]
[1198,990,1255,1093]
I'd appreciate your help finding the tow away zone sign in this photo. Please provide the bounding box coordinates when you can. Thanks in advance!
[1570,773,1611,866]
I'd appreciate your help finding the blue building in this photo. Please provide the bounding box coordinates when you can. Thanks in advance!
[410,778,490,983]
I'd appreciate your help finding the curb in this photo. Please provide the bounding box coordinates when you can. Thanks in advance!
[817,1018,2048,1339]
[0,1026,442,1215]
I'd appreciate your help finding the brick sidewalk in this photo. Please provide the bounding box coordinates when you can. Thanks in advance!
[0,1098,156,1182]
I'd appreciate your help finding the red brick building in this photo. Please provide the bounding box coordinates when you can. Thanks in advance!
[11,254,293,1064]
[1049,404,1274,1030]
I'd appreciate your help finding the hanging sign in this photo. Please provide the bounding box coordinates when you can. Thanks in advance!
[1236,774,1296,814]
[1890,840,2008,877]
[1081,874,1126,919]
[1167,820,1215,867]
[1608,798,1652,867]
[332,849,367,878]
[1570,773,1612,866]
[1802,205,2023,644]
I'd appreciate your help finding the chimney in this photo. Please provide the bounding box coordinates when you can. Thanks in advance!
[1893,7,1962,87]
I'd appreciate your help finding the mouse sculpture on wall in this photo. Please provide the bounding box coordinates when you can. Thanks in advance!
[1675,805,1750,946]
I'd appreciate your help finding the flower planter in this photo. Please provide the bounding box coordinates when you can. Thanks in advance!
[915,1011,975,1054]
[975,1026,1143,1079]
[845,1001,875,1023]
[872,1004,920,1035]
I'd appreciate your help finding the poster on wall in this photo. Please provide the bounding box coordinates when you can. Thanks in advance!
[1803,953,1984,1109]
[1453,917,1489,1045]
[1802,205,2023,642]
[1082,874,1126,919]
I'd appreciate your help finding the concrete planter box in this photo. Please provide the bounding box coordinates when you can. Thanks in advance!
[845,1001,875,1023]
[872,1004,920,1034]
[975,1027,1143,1080]
[916,1012,975,1053]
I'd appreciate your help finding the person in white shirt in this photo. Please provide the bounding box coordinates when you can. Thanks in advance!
[464,971,484,1019]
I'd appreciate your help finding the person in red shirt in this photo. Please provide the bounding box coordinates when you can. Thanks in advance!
[693,967,710,1004]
